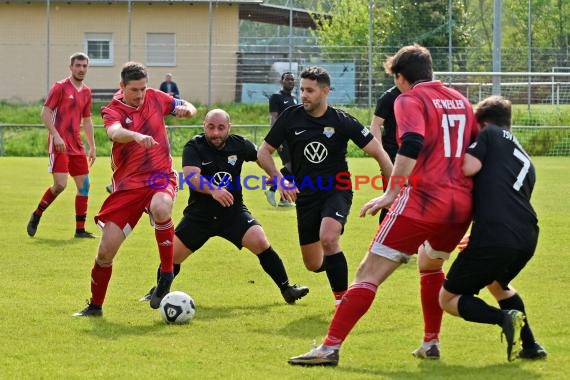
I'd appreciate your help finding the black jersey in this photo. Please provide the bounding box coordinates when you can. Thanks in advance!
[265,104,373,194]
[181,134,258,215]
[269,90,297,115]
[467,125,538,251]
[374,86,400,159]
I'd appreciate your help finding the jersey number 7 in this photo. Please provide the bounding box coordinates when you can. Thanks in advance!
[441,114,466,158]
[512,148,530,191]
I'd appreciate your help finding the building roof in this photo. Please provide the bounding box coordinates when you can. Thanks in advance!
[239,2,329,29]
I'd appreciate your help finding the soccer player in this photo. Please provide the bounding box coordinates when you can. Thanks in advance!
[288,45,477,366]
[27,52,96,239]
[370,85,400,224]
[73,62,197,317]
[440,95,547,361]
[265,72,297,208]
[258,66,393,308]
[140,109,309,305]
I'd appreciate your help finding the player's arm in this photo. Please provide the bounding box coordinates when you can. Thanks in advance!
[257,142,298,202]
[370,115,385,141]
[462,153,482,176]
[171,99,197,118]
[41,106,65,152]
[361,138,393,178]
[181,165,233,207]
[83,116,96,166]
[106,122,158,148]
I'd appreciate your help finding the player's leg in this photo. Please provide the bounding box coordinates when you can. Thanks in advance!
[148,191,176,309]
[319,217,347,306]
[73,221,125,317]
[240,222,309,304]
[72,174,95,239]
[288,251,402,366]
[440,247,526,361]
[27,161,68,237]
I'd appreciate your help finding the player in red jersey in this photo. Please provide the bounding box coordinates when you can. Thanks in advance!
[73,62,197,317]
[27,52,96,239]
[288,45,478,366]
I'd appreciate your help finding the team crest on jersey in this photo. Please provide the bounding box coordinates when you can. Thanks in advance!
[323,127,335,138]
[125,117,133,125]
[361,127,370,137]
[227,155,237,166]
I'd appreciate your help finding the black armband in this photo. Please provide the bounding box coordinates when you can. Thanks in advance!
[397,132,424,159]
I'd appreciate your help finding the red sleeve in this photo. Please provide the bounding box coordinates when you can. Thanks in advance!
[101,107,121,129]
[394,94,425,140]
[83,88,92,118]
[154,89,175,116]
[44,83,63,110]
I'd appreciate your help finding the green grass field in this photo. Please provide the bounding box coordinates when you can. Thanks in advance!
[0,157,569,379]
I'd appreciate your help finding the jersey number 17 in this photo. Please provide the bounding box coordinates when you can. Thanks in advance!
[441,114,466,158]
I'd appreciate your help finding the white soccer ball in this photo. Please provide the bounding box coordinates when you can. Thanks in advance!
[159,291,196,324]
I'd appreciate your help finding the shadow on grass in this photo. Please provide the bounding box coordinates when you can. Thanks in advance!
[196,302,283,321]
[252,313,331,339]
[335,360,543,379]
[80,318,168,340]
[28,237,96,248]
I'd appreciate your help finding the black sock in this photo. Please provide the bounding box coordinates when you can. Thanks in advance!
[269,184,277,192]
[458,295,505,325]
[156,263,181,283]
[257,247,289,291]
[499,293,536,349]
[324,252,348,293]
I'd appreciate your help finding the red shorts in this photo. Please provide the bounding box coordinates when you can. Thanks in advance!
[94,180,177,237]
[369,189,470,263]
[49,152,89,176]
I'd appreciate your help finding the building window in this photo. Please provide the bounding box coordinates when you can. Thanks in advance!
[146,33,176,67]
[84,33,113,66]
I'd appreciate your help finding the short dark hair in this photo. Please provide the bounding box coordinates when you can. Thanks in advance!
[70,52,89,65]
[281,71,294,80]
[384,44,433,84]
[475,95,512,129]
[121,62,147,85]
[300,66,330,87]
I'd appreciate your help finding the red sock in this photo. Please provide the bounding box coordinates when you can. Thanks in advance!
[34,188,57,216]
[155,218,174,273]
[420,269,445,342]
[91,261,112,306]
[333,291,346,306]
[75,195,88,230]
[323,282,377,347]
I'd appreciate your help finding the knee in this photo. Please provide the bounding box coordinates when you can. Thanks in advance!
[78,175,90,196]
[52,183,66,195]
[439,288,454,312]
[151,202,172,222]
[248,233,270,254]
[320,234,339,253]
[96,246,114,266]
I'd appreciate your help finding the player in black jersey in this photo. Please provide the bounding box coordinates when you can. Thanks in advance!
[440,96,547,361]
[370,86,400,225]
[140,109,309,305]
[265,72,297,208]
[258,66,393,306]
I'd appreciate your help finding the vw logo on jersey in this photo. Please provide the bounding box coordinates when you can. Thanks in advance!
[304,141,328,164]
[227,155,237,166]
[323,127,335,138]
[212,171,233,187]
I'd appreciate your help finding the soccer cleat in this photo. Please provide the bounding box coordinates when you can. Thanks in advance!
[281,284,309,304]
[75,230,96,239]
[105,184,113,194]
[412,341,441,360]
[265,189,277,207]
[501,309,526,361]
[150,272,174,309]
[518,342,548,360]
[73,300,103,317]
[139,286,156,302]
[27,212,41,237]
[278,199,295,208]
[288,344,339,366]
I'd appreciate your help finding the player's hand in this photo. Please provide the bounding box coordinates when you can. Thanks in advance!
[173,104,197,118]
[53,134,66,152]
[212,188,234,207]
[359,192,397,217]
[88,148,96,167]
[278,178,299,203]
[457,235,470,252]
[134,133,158,149]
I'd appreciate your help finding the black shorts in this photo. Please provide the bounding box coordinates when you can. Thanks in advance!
[444,246,534,295]
[295,189,353,245]
[175,204,261,252]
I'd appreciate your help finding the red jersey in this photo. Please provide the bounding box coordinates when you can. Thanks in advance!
[101,88,176,191]
[44,77,92,156]
[394,81,479,223]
